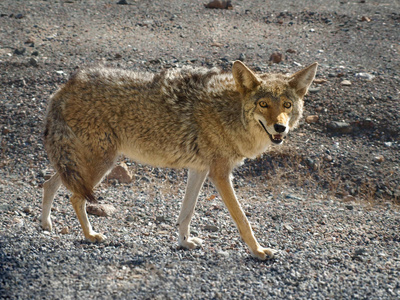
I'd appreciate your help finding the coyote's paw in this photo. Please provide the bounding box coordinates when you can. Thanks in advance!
[251,247,279,260]
[41,218,52,232]
[178,237,203,250]
[85,232,106,243]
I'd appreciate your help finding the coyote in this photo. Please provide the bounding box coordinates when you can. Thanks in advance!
[42,61,317,260]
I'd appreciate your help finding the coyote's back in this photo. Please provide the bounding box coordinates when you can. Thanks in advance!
[42,61,317,260]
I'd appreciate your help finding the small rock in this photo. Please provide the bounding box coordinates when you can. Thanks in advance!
[31,50,39,56]
[86,204,116,217]
[106,162,132,183]
[306,158,318,171]
[283,224,294,233]
[355,72,375,81]
[327,121,353,134]
[2,127,10,134]
[60,227,70,234]
[117,0,128,4]
[238,53,246,61]
[13,217,24,227]
[360,16,371,22]
[373,155,385,163]
[341,80,352,86]
[204,0,233,9]
[286,48,297,54]
[313,78,328,84]
[156,216,166,223]
[354,248,367,256]
[204,224,219,232]
[210,42,223,48]
[345,205,354,210]
[217,250,230,258]
[269,52,284,64]
[285,194,304,201]
[23,206,31,214]
[29,57,39,67]
[305,115,319,123]
[308,87,321,93]
[14,48,26,55]
[25,38,35,44]
[126,215,136,222]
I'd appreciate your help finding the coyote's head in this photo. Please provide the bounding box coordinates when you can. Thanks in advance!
[232,61,318,145]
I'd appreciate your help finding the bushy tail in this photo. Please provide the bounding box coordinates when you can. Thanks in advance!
[44,91,97,203]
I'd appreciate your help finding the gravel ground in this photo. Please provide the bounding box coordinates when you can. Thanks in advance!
[1,0,400,299]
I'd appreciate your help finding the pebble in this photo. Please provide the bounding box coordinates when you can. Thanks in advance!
[308,87,321,93]
[204,224,219,232]
[23,206,32,214]
[29,57,39,67]
[269,52,284,64]
[355,72,375,81]
[217,250,230,258]
[340,80,352,86]
[106,162,132,183]
[60,227,69,234]
[286,48,297,54]
[305,115,319,123]
[373,155,384,163]
[14,48,26,55]
[86,204,116,217]
[327,121,353,134]
[204,0,233,9]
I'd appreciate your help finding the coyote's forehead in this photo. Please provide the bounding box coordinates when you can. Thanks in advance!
[257,74,290,98]
[256,74,296,100]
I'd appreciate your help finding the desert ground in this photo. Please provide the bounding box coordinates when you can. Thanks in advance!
[1,0,399,299]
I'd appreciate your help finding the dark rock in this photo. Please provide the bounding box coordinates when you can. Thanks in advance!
[327,121,353,134]
[269,52,284,64]
[204,224,219,232]
[14,48,26,55]
[204,0,233,9]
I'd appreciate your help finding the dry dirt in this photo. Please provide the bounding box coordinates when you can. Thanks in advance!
[1,0,400,299]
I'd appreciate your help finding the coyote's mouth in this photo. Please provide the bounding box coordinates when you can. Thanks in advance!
[258,120,284,145]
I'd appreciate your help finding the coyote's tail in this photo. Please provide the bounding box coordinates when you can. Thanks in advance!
[44,91,97,203]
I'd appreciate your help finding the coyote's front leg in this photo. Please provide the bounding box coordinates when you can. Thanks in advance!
[209,165,278,260]
[177,169,208,249]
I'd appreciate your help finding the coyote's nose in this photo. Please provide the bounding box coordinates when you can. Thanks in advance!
[274,124,286,133]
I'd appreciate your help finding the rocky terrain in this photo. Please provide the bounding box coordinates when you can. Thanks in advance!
[1,0,399,299]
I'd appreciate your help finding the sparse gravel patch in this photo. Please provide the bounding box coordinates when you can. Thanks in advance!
[1,175,400,299]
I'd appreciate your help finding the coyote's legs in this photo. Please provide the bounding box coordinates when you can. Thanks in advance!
[41,173,62,231]
[70,193,106,242]
[177,169,208,249]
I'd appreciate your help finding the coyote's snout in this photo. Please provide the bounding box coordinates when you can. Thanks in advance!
[42,61,317,260]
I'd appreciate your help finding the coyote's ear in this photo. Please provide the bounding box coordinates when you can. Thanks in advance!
[289,62,318,98]
[232,61,261,94]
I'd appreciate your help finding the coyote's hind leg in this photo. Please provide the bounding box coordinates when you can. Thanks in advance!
[70,193,106,242]
[177,169,208,249]
[41,173,62,231]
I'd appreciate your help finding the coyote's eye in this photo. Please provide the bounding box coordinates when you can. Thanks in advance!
[283,102,292,109]
[259,101,268,108]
